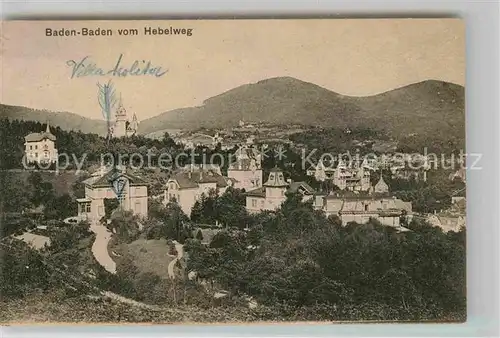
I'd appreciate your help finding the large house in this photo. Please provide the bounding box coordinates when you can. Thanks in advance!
[245,167,317,213]
[164,168,234,216]
[308,158,372,192]
[323,176,412,227]
[76,167,148,221]
[24,123,58,164]
[227,146,263,192]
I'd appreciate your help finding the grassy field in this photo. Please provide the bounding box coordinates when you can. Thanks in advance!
[112,238,175,280]
[2,170,85,196]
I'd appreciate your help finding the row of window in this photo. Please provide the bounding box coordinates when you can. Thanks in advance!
[251,198,265,208]
[27,144,50,150]
[80,201,142,215]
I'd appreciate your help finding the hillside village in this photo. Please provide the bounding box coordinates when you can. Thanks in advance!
[0,79,466,323]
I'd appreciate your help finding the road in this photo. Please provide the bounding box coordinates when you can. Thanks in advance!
[167,241,184,279]
[90,221,116,274]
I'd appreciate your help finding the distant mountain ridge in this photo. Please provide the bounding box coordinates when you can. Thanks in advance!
[138,77,465,142]
[1,77,465,145]
[0,104,108,136]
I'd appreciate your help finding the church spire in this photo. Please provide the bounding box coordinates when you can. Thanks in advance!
[46,121,50,133]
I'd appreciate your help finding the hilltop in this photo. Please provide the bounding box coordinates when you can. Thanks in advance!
[1,77,465,146]
[0,104,108,136]
[138,77,464,143]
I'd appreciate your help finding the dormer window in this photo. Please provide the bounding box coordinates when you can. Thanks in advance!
[269,173,275,181]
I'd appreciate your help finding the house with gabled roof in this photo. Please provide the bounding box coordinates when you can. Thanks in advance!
[76,166,148,221]
[245,167,321,213]
[164,168,234,217]
[323,176,412,228]
[24,122,58,164]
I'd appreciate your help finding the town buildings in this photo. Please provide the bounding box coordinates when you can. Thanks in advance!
[76,166,148,221]
[322,176,412,227]
[24,123,58,164]
[175,132,223,149]
[246,166,412,228]
[426,196,466,232]
[309,158,372,192]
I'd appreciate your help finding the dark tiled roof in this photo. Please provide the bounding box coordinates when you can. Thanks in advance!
[288,182,316,195]
[88,168,148,188]
[170,170,228,189]
[246,187,266,198]
[25,132,56,142]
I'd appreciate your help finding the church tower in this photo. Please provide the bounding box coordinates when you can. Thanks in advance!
[113,98,128,138]
[127,113,139,136]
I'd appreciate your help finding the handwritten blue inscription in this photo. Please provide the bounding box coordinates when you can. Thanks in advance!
[66,53,168,78]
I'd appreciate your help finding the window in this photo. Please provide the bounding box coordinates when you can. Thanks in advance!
[281,189,285,196]
[364,204,369,211]
[35,145,38,150]
[85,203,91,213]
[30,145,33,150]
[269,173,275,181]
[35,153,38,157]
[252,199,257,207]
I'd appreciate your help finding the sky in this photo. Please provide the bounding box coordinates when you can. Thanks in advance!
[0,19,465,121]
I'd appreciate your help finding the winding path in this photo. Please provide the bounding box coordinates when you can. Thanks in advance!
[90,221,116,274]
[167,241,184,279]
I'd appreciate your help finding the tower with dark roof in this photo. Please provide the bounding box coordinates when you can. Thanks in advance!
[263,167,288,209]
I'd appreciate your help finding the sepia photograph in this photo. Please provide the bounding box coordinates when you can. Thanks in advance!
[0,18,466,324]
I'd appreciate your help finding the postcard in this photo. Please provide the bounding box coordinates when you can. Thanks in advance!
[0,19,466,324]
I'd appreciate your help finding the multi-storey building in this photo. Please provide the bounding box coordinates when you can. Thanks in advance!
[76,167,148,221]
[24,123,58,164]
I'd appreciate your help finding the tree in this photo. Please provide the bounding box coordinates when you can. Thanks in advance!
[44,194,78,220]
[214,187,248,228]
[196,229,204,241]
[103,198,120,220]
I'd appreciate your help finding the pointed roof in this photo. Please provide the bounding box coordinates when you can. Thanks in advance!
[24,122,56,142]
[85,167,147,188]
[374,175,389,193]
[264,167,288,187]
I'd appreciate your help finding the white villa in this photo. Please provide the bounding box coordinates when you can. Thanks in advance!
[245,167,316,213]
[24,123,58,164]
[164,168,235,217]
[77,166,148,221]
